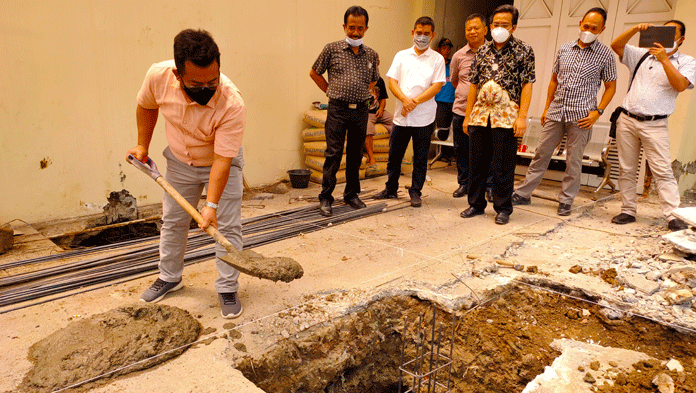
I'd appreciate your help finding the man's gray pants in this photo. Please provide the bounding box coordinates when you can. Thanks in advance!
[158,146,243,293]
[515,119,591,205]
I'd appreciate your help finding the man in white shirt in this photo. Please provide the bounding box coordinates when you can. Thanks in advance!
[610,20,695,231]
[374,16,446,207]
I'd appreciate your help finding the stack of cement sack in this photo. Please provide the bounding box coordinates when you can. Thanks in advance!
[302,109,390,184]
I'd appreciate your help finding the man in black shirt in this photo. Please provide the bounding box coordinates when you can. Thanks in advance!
[310,6,380,217]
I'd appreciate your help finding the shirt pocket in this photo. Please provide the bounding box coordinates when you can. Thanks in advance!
[330,54,345,75]
[190,126,215,144]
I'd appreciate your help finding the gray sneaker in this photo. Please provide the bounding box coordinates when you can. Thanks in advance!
[140,278,183,303]
[219,292,243,319]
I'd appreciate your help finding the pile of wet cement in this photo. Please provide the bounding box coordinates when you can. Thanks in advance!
[14,303,200,393]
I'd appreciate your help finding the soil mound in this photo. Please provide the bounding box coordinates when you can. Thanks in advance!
[15,303,200,393]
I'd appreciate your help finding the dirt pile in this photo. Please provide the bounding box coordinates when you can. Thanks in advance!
[13,303,200,393]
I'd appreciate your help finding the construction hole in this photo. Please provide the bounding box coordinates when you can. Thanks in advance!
[236,284,696,393]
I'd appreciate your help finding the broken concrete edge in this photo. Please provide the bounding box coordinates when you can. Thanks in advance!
[287,276,615,335]
[523,338,657,393]
[662,229,696,255]
[671,207,696,227]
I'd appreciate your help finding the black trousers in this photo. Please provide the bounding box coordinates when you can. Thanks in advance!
[452,113,469,186]
[385,124,433,197]
[435,101,454,129]
[319,100,369,203]
[467,122,518,215]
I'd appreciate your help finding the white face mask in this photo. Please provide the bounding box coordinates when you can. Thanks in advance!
[579,30,598,44]
[491,27,511,43]
[665,40,679,52]
[413,34,431,50]
[345,37,363,47]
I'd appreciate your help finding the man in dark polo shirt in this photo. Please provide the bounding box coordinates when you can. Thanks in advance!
[310,5,380,217]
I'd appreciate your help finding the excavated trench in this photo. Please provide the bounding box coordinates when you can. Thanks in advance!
[237,284,696,393]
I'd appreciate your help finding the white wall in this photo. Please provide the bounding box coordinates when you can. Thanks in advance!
[0,0,420,223]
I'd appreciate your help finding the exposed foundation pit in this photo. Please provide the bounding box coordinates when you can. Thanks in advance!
[236,283,696,393]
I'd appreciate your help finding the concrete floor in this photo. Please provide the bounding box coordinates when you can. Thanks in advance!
[0,162,691,392]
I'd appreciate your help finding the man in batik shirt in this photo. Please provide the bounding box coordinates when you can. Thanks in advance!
[460,4,535,225]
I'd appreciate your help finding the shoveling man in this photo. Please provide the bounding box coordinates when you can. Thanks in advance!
[126,29,247,319]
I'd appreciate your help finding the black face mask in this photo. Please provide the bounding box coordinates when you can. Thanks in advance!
[183,85,217,106]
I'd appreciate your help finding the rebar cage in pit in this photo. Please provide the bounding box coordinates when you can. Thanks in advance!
[399,305,455,393]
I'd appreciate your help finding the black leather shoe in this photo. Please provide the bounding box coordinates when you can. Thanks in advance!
[373,189,398,199]
[495,212,510,225]
[460,207,485,218]
[319,199,332,217]
[668,218,688,231]
[511,193,531,206]
[452,185,468,198]
[344,195,366,209]
[611,213,635,225]
[557,203,572,216]
[410,194,422,207]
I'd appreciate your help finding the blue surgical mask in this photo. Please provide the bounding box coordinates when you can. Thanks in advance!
[345,37,363,47]
[413,34,431,50]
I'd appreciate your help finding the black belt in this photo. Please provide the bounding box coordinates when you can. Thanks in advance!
[620,108,668,122]
[329,99,369,109]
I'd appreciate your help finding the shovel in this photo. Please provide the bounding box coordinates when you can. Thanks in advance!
[127,155,303,283]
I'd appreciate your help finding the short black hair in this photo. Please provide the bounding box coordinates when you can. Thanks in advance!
[665,20,686,37]
[583,7,607,25]
[414,16,435,31]
[466,13,486,26]
[344,5,369,25]
[173,29,220,75]
[491,4,519,26]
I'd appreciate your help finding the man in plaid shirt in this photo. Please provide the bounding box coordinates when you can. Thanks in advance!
[512,7,616,216]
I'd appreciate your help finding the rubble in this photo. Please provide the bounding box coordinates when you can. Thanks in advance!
[652,373,675,393]
[663,229,696,254]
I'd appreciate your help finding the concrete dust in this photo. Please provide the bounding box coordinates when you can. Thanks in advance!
[237,285,696,393]
[13,303,200,393]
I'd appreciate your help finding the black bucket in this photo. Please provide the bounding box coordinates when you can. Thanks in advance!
[287,169,312,188]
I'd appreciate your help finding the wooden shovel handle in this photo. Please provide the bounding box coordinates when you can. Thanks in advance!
[155,177,236,253]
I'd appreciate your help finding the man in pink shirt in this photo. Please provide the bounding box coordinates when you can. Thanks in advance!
[450,13,488,198]
[127,29,247,319]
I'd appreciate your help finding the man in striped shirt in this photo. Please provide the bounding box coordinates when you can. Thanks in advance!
[512,7,616,216]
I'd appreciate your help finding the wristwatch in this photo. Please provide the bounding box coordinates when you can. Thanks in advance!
[205,201,218,210]
[595,108,604,115]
